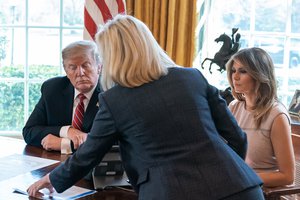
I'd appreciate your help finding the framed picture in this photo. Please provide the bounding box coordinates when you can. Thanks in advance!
[288,89,300,117]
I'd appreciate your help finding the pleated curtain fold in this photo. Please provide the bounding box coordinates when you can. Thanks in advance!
[125,0,197,67]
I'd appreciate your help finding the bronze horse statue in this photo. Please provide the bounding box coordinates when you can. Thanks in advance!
[201,29,241,73]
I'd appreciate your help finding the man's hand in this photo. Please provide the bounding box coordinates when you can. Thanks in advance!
[41,134,62,151]
[67,127,87,149]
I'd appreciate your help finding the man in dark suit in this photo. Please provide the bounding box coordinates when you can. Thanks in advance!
[23,40,101,154]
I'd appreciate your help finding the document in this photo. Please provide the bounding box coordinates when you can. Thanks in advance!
[13,186,96,200]
[0,154,59,181]
[0,154,96,199]
[0,171,96,200]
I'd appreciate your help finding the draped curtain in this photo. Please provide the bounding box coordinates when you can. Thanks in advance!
[125,0,197,67]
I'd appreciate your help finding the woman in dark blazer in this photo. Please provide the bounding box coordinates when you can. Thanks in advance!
[28,15,264,200]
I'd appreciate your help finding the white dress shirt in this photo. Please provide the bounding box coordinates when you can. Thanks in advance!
[59,86,96,154]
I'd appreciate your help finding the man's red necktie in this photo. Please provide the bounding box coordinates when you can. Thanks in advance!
[72,93,86,130]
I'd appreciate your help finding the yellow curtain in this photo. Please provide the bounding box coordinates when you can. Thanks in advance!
[125,0,197,67]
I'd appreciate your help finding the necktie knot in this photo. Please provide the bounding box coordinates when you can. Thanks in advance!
[78,93,86,102]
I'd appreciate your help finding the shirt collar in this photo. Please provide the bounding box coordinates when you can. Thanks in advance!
[74,84,97,101]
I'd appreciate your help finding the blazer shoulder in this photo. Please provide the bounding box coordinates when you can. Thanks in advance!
[43,76,69,86]
[168,67,206,80]
[41,76,71,94]
[168,66,201,74]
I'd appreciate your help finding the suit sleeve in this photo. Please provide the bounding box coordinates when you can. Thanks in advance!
[22,83,62,147]
[49,94,119,193]
[192,69,248,159]
[206,84,247,159]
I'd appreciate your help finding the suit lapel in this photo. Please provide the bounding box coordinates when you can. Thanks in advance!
[82,83,100,131]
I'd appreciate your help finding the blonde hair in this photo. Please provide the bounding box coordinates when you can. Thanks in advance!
[226,47,277,128]
[95,14,175,91]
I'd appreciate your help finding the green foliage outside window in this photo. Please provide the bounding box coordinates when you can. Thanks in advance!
[0,64,60,132]
[0,36,7,63]
[0,82,24,130]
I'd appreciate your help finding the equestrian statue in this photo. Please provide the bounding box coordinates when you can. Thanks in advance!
[201,28,241,73]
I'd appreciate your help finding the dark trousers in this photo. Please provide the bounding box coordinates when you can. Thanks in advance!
[222,185,265,200]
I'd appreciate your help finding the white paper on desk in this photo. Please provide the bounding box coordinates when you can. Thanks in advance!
[13,186,97,200]
[0,154,59,182]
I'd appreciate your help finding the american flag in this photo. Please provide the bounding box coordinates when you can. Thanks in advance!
[84,0,126,41]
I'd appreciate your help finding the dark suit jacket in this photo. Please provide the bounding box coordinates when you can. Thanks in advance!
[50,67,262,199]
[22,76,100,148]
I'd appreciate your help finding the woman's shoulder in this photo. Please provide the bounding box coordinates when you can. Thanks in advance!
[271,101,289,115]
[267,101,290,124]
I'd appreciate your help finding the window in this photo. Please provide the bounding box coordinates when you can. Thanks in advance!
[195,0,300,107]
[0,0,84,137]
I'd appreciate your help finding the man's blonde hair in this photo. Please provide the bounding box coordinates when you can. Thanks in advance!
[95,14,175,91]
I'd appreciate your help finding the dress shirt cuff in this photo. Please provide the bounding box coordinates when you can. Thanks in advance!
[60,125,70,138]
[61,138,72,155]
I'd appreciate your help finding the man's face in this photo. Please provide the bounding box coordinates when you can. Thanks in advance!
[64,53,100,93]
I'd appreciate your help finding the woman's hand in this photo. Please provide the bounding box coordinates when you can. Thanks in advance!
[27,173,54,198]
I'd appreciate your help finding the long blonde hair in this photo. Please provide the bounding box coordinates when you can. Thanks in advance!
[226,47,277,128]
[95,14,175,91]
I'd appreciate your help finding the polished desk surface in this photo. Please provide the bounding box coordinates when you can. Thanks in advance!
[0,136,138,200]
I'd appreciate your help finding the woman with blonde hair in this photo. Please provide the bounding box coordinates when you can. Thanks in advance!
[27,15,264,200]
[227,47,295,187]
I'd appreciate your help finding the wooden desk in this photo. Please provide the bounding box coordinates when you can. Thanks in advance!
[4,118,299,200]
[0,136,138,200]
